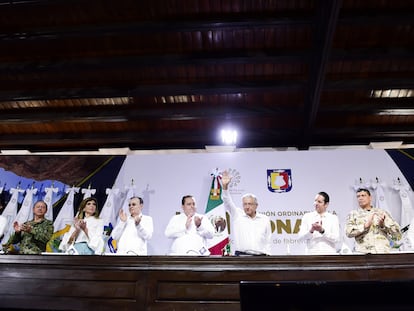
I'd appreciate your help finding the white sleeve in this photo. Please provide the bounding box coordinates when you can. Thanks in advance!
[111,219,127,241]
[0,216,7,238]
[86,218,104,253]
[137,215,153,241]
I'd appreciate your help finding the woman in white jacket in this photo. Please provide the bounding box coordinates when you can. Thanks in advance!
[59,197,104,255]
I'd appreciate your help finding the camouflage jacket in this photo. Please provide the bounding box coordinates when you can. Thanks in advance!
[4,218,54,254]
[345,207,401,254]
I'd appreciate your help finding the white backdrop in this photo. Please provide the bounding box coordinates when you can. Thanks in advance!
[113,149,413,255]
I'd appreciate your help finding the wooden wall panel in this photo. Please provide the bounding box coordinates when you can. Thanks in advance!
[1,254,414,310]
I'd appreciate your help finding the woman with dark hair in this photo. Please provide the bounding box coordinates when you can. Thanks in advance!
[59,197,104,255]
[297,191,340,255]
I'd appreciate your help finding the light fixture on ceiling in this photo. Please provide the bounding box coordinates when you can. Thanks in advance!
[221,129,238,145]
[370,89,413,98]
[0,149,31,154]
[376,109,414,116]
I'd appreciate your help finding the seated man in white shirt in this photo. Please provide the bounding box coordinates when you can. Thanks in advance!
[165,195,215,256]
[111,196,153,255]
[297,191,340,255]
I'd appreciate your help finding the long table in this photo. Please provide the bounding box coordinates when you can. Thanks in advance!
[1,253,414,310]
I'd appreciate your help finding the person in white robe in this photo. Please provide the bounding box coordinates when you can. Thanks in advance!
[110,196,153,255]
[165,195,215,256]
[297,191,340,255]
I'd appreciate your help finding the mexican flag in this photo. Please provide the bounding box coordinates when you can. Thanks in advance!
[205,170,230,255]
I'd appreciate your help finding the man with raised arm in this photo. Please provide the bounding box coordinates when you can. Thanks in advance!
[221,170,272,256]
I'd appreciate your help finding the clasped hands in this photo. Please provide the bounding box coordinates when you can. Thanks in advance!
[13,221,32,233]
[69,217,88,244]
[74,218,87,231]
[119,209,142,225]
[186,214,202,230]
[365,212,386,229]
[310,221,324,234]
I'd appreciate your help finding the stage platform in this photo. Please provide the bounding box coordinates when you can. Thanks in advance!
[1,253,414,310]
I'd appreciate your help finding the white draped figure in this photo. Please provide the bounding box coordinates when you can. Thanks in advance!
[81,186,96,200]
[393,179,414,229]
[100,188,120,230]
[44,184,59,221]
[117,183,136,225]
[53,186,80,232]
[353,178,371,192]
[1,186,25,243]
[0,184,7,240]
[371,178,391,214]
[14,186,38,225]
[99,187,120,253]
[393,179,414,250]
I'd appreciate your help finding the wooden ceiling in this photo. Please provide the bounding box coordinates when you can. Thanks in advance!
[0,0,413,152]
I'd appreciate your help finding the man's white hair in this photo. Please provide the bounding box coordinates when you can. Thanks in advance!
[242,193,258,205]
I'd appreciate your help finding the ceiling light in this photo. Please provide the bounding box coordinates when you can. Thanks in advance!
[370,89,413,98]
[0,149,31,154]
[221,129,238,145]
[377,109,414,115]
